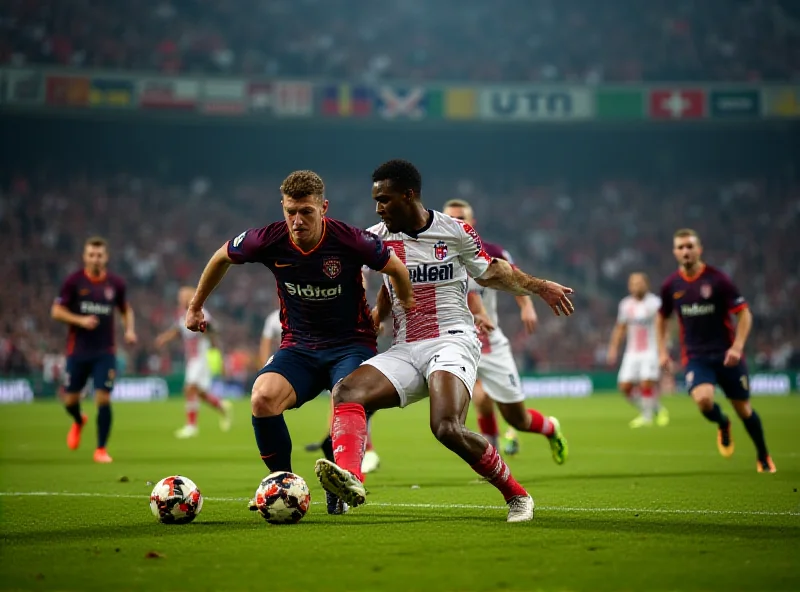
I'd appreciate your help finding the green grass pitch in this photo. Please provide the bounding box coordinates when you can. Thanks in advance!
[1,393,799,592]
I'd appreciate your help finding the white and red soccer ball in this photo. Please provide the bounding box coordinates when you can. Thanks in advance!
[149,475,203,524]
[252,471,311,524]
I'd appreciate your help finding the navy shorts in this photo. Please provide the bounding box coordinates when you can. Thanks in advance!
[64,353,117,394]
[257,344,376,409]
[684,356,749,401]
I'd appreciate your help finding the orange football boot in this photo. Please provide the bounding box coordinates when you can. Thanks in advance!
[756,456,777,473]
[67,414,88,450]
[93,448,113,463]
[717,421,734,458]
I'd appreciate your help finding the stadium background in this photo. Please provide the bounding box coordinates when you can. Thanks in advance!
[1,3,800,592]
[1,79,799,401]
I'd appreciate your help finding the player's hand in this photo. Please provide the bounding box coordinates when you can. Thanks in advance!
[724,345,743,367]
[606,349,618,367]
[520,306,538,334]
[537,281,575,317]
[124,329,138,345]
[473,312,495,335]
[659,352,673,373]
[79,315,99,330]
[185,307,207,333]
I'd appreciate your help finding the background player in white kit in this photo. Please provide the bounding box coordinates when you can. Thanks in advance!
[156,286,232,438]
[316,160,575,523]
[606,272,669,428]
[443,200,568,464]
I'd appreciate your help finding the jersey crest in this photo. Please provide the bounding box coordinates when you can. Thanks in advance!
[322,257,342,279]
[700,284,712,299]
[104,286,115,301]
[433,240,448,261]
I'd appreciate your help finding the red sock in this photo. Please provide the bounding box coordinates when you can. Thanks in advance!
[204,393,223,410]
[470,443,528,502]
[331,403,367,482]
[365,414,374,451]
[477,412,500,447]
[525,409,554,437]
[186,400,199,426]
[640,385,653,398]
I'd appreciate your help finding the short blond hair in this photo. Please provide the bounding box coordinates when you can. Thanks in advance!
[280,170,324,200]
[674,228,700,241]
[443,198,472,210]
[84,236,108,249]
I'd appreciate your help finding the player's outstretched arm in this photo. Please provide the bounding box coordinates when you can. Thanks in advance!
[155,327,180,349]
[187,244,233,332]
[474,258,574,317]
[379,250,415,309]
[725,307,753,367]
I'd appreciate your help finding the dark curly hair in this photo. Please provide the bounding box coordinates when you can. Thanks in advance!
[372,159,422,195]
[280,170,325,200]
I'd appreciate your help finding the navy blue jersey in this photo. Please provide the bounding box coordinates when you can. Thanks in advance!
[55,271,128,356]
[227,218,390,350]
[659,265,748,365]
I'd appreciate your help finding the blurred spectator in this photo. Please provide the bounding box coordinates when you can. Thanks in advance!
[1,0,799,82]
[1,172,796,374]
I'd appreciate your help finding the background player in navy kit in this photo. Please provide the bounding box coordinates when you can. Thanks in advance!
[51,236,136,463]
[656,229,775,473]
[185,170,413,513]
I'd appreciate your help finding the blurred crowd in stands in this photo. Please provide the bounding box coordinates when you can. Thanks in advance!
[2,171,798,378]
[2,0,799,82]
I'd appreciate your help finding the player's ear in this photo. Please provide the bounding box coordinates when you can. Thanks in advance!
[321,199,329,216]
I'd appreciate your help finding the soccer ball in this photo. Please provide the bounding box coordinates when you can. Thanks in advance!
[149,475,203,524]
[252,471,311,524]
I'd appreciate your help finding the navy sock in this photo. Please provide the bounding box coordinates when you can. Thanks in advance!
[701,403,729,428]
[97,405,112,449]
[742,410,769,460]
[252,415,292,473]
[65,402,82,424]
[321,435,334,462]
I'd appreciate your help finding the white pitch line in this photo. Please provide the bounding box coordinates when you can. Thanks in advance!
[0,491,798,517]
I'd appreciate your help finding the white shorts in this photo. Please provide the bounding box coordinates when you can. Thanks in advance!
[618,352,660,384]
[363,334,480,408]
[477,344,524,404]
[185,357,213,391]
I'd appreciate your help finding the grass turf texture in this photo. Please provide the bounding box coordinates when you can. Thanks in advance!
[1,394,799,592]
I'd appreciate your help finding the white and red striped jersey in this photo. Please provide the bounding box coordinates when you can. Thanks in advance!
[176,308,214,361]
[617,293,661,355]
[367,209,492,344]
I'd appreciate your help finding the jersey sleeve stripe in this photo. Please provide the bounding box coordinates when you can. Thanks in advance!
[729,302,748,315]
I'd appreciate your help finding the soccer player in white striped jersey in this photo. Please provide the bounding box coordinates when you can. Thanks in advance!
[316,160,575,523]
[155,286,232,438]
[443,200,568,465]
[606,273,669,428]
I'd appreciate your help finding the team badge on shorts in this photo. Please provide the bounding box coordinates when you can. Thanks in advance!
[433,241,448,260]
[322,257,342,279]
[104,286,115,301]
[700,284,712,299]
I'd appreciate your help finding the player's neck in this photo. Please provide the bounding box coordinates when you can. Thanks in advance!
[405,204,431,235]
[290,222,326,253]
[84,268,106,281]
[681,261,705,278]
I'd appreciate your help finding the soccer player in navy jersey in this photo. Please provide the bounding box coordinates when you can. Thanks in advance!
[185,170,414,513]
[51,236,137,463]
[656,229,775,473]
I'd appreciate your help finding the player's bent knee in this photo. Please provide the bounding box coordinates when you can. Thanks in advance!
[95,390,111,405]
[251,373,295,416]
[690,385,715,409]
[331,378,365,406]
[431,417,467,449]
